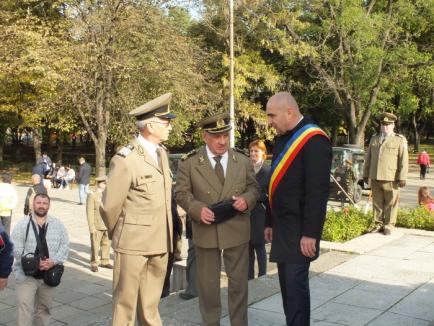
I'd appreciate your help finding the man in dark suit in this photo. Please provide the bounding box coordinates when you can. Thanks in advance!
[265,92,332,326]
[76,157,91,205]
[176,112,259,326]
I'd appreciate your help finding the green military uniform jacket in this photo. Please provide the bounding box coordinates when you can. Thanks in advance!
[86,191,107,233]
[175,147,260,249]
[100,138,173,255]
[363,133,408,181]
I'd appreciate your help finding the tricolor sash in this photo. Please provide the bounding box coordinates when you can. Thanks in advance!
[268,124,329,209]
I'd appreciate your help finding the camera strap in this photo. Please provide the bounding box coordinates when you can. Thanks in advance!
[30,217,44,257]
[22,218,31,255]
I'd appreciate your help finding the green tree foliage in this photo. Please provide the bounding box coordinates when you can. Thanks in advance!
[233,0,432,145]
[0,0,77,161]
[63,0,210,174]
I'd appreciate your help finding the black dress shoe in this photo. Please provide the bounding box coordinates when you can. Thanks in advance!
[179,292,196,300]
[370,225,383,233]
[100,263,113,269]
[91,266,99,272]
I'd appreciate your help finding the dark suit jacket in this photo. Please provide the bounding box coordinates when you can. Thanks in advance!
[266,118,332,264]
[250,163,270,245]
[77,163,91,185]
[0,225,13,278]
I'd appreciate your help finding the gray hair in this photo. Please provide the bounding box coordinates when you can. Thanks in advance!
[136,119,153,131]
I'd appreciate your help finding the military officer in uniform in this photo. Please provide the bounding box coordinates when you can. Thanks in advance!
[100,93,175,325]
[175,112,260,326]
[86,176,112,272]
[363,112,408,235]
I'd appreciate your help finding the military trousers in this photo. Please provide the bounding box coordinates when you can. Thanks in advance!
[371,180,400,228]
[196,242,249,326]
[90,230,110,267]
[112,251,168,326]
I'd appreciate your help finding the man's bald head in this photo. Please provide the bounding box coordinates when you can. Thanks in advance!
[266,91,303,135]
[267,92,300,113]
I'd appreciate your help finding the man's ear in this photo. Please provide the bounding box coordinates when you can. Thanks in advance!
[147,123,155,134]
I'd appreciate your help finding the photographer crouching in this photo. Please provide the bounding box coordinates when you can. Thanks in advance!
[11,193,69,326]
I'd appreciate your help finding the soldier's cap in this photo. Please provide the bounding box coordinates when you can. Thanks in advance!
[129,93,176,121]
[198,112,231,134]
[379,112,397,125]
[95,176,107,183]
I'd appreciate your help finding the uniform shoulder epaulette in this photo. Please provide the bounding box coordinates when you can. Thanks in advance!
[395,133,406,139]
[233,147,249,157]
[159,144,167,151]
[181,148,199,161]
[116,144,134,158]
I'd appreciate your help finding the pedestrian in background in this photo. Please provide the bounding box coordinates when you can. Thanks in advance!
[24,174,48,216]
[76,157,91,205]
[417,150,430,180]
[161,191,183,298]
[363,112,408,235]
[62,164,76,189]
[0,172,18,234]
[265,91,332,326]
[248,140,270,280]
[178,213,198,300]
[100,93,175,325]
[86,176,112,272]
[37,152,53,178]
[12,193,69,326]
[0,224,13,290]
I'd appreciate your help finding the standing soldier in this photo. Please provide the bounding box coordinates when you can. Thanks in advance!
[86,176,112,272]
[363,112,408,235]
[100,93,175,325]
[176,112,259,326]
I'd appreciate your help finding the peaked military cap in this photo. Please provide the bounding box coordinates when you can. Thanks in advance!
[95,176,107,183]
[129,93,176,121]
[199,112,231,134]
[379,112,397,125]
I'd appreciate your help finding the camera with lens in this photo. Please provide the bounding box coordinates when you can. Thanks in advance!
[21,252,41,276]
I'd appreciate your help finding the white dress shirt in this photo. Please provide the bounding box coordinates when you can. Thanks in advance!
[206,146,228,177]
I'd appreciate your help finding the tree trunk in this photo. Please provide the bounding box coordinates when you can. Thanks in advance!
[331,125,338,146]
[95,135,106,177]
[0,143,3,162]
[33,128,42,164]
[412,113,420,153]
[56,138,63,164]
[355,128,365,148]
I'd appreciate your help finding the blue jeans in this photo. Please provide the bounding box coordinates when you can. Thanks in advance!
[78,184,89,204]
[277,262,310,326]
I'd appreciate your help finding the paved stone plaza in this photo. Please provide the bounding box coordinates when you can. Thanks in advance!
[0,171,433,325]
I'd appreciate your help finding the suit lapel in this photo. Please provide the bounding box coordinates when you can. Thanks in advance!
[133,139,161,173]
[219,149,237,201]
[196,147,222,194]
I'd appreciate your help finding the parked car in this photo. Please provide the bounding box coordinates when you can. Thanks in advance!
[169,153,183,181]
[330,145,366,203]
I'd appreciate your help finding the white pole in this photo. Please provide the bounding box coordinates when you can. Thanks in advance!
[229,0,235,148]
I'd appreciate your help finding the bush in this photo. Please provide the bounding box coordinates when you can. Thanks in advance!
[322,206,373,242]
[396,207,434,230]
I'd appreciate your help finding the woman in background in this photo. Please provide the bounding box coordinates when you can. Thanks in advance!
[248,140,270,279]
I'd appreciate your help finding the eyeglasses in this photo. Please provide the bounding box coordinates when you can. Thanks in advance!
[150,120,171,127]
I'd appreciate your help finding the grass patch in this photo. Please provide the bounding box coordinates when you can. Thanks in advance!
[322,206,434,242]
[322,207,373,242]
[396,207,434,230]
